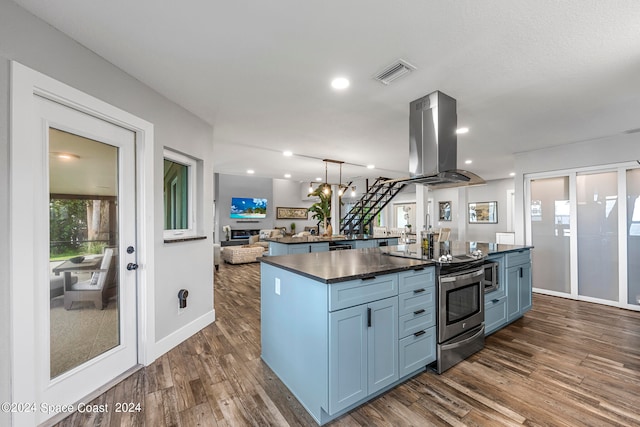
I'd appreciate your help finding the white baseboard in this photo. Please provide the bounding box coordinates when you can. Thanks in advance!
[149,309,215,363]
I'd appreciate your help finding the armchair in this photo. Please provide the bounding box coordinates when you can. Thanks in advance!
[64,248,114,310]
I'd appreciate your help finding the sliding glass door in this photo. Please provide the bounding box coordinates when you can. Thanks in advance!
[526,165,639,310]
[627,169,640,306]
[576,171,619,302]
[529,176,571,294]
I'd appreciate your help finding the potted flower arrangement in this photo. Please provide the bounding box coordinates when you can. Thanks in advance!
[222,225,231,241]
[308,186,332,236]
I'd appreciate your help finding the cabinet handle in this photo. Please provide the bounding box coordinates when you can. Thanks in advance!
[361,275,376,281]
[414,330,426,337]
[413,288,425,294]
[367,308,372,327]
[492,299,499,304]
[413,309,425,315]
[519,267,523,278]
[413,267,425,271]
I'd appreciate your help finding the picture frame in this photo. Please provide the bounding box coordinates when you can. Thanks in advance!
[438,201,452,221]
[468,201,498,224]
[276,207,308,220]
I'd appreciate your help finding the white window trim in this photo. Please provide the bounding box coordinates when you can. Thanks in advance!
[163,149,197,239]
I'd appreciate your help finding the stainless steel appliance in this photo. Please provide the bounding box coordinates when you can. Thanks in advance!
[483,260,499,293]
[404,91,485,189]
[435,261,485,374]
[380,242,487,374]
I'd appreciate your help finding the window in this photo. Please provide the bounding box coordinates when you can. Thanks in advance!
[163,149,197,238]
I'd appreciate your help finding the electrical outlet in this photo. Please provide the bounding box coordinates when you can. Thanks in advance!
[275,277,280,295]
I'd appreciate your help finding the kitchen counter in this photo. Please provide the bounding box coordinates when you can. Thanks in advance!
[380,241,533,261]
[265,234,399,256]
[260,241,532,283]
[260,247,432,283]
[260,241,533,424]
[263,234,392,244]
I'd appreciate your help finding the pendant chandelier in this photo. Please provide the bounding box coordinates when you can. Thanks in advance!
[320,158,349,197]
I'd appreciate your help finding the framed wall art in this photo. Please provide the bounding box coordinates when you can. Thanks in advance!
[438,201,451,221]
[468,201,498,224]
[276,207,308,220]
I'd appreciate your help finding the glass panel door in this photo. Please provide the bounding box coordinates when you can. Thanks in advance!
[49,128,120,378]
[627,169,640,305]
[529,176,571,293]
[576,172,618,302]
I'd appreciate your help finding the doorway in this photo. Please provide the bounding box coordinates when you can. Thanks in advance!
[10,62,153,425]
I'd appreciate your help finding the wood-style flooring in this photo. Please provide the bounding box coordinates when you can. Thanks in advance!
[55,261,640,426]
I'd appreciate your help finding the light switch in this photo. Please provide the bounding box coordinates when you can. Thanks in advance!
[275,277,281,295]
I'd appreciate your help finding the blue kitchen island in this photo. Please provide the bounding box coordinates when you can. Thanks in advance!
[260,243,532,425]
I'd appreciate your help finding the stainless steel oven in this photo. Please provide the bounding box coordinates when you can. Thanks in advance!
[483,260,499,293]
[436,265,485,374]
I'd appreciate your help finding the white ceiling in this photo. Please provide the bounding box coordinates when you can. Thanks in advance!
[14,0,640,184]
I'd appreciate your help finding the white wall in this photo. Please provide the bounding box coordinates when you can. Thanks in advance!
[465,179,515,242]
[0,56,10,427]
[0,0,214,395]
[273,180,317,232]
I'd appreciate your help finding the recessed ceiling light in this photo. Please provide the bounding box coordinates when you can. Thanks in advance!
[51,152,79,160]
[283,150,293,157]
[331,77,350,90]
[465,160,472,164]
[315,177,323,181]
[284,173,291,178]
[366,164,375,169]
[247,169,255,174]
[509,172,516,177]
[456,127,469,134]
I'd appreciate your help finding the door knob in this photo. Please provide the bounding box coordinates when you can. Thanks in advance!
[127,263,139,271]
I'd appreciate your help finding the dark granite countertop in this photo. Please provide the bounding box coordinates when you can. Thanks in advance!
[260,247,433,283]
[380,242,533,261]
[265,235,394,244]
[260,241,533,284]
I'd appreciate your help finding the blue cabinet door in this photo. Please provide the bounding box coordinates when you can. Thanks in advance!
[367,297,398,394]
[506,266,520,322]
[519,264,532,314]
[329,305,367,414]
[506,262,532,322]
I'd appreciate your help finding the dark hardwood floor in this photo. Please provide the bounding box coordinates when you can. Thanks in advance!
[56,261,640,426]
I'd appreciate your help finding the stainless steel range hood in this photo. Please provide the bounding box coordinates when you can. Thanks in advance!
[404,91,485,188]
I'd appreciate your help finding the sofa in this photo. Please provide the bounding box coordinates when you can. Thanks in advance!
[222,245,266,264]
[248,228,284,249]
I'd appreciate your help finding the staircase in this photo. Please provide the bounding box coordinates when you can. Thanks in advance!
[340,177,406,235]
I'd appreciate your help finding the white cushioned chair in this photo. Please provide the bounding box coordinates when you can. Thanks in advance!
[64,248,114,310]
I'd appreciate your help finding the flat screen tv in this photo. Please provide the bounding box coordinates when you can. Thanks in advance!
[230,197,267,219]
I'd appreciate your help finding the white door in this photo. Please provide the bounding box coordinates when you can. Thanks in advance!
[36,95,137,423]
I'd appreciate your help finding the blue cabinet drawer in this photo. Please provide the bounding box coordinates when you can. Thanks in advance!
[398,289,434,317]
[329,274,398,311]
[506,250,530,268]
[398,267,435,294]
[485,296,507,336]
[399,307,435,338]
[399,327,435,377]
[485,282,506,301]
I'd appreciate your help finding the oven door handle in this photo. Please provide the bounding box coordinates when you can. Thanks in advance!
[439,268,484,283]
[439,324,485,351]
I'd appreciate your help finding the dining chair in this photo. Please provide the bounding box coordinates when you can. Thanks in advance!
[437,228,451,242]
[64,248,114,310]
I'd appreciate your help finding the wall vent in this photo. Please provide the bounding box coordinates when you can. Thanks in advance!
[373,59,416,85]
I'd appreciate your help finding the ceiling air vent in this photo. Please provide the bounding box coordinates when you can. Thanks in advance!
[374,59,416,85]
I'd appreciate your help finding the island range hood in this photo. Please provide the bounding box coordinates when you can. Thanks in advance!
[404,91,485,188]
